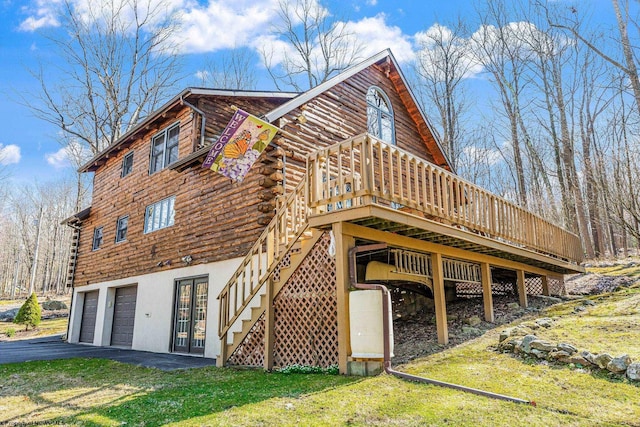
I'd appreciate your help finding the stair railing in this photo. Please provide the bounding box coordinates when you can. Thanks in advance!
[218,178,309,339]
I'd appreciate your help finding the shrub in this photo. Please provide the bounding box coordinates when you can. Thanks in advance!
[5,327,16,338]
[14,293,42,331]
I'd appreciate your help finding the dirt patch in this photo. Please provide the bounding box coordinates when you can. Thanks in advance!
[392,295,560,366]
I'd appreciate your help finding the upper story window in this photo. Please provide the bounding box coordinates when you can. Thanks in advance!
[366,86,395,145]
[115,215,129,243]
[144,196,175,233]
[150,123,180,174]
[92,227,103,251]
[121,152,134,177]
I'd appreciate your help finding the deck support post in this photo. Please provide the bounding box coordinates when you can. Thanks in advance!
[480,262,495,323]
[541,275,550,296]
[333,222,355,375]
[517,269,528,308]
[264,277,275,371]
[431,252,449,345]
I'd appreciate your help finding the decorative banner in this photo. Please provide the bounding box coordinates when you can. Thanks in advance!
[202,109,278,182]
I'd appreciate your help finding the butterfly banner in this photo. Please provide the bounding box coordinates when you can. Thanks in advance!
[202,109,279,182]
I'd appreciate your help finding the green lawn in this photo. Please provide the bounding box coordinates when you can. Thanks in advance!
[1,273,639,426]
[1,317,68,339]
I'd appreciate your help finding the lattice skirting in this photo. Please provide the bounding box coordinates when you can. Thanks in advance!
[454,276,565,298]
[227,313,266,367]
[454,281,516,298]
[525,277,544,295]
[547,277,566,296]
[228,232,339,368]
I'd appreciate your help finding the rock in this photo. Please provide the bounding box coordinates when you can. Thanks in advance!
[531,349,547,359]
[565,354,590,366]
[461,326,482,336]
[521,321,539,330]
[557,343,578,355]
[529,340,557,352]
[499,337,522,352]
[507,302,521,310]
[464,315,482,326]
[520,335,538,354]
[627,363,640,381]
[41,300,68,310]
[535,318,554,328]
[607,355,632,374]
[574,306,586,312]
[583,300,596,306]
[499,326,532,343]
[581,351,597,365]
[0,308,19,322]
[549,350,571,361]
[594,353,613,369]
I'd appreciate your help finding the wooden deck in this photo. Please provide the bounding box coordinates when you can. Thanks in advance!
[306,134,584,275]
[217,133,584,369]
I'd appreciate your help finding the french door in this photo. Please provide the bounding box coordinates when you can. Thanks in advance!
[172,276,208,354]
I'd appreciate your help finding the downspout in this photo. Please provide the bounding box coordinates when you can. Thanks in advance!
[180,96,206,149]
[348,244,535,406]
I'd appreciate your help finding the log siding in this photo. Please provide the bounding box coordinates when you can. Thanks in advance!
[73,63,443,286]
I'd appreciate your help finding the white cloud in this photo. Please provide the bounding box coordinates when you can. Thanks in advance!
[462,145,502,166]
[414,23,484,81]
[0,144,21,165]
[171,0,280,54]
[342,14,415,63]
[18,0,62,31]
[45,146,71,169]
[366,0,378,5]
[45,141,92,169]
[194,70,211,83]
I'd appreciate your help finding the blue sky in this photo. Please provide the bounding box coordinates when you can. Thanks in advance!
[0,0,617,187]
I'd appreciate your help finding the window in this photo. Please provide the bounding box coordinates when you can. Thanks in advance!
[121,152,134,177]
[115,215,129,243]
[150,123,180,174]
[92,227,103,250]
[366,86,395,145]
[144,196,175,233]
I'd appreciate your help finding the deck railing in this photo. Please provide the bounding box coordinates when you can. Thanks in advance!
[307,134,583,264]
[218,178,309,338]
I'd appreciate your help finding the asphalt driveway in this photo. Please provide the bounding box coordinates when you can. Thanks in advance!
[0,335,217,371]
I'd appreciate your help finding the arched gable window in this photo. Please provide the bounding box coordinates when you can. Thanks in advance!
[366,86,395,145]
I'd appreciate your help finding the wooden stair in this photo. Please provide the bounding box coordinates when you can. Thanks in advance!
[217,178,313,366]
[226,229,323,357]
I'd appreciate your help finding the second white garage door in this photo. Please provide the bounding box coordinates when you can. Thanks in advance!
[110,286,137,347]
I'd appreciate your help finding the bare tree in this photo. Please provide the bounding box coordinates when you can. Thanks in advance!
[24,0,183,155]
[471,1,532,208]
[414,20,473,171]
[547,0,640,119]
[1,179,77,298]
[261,0,361,91]
[197,48,258,90]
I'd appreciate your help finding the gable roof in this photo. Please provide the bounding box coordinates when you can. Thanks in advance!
[263,49,452,170]
[79,50,453,173]
[78,88,298,173]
